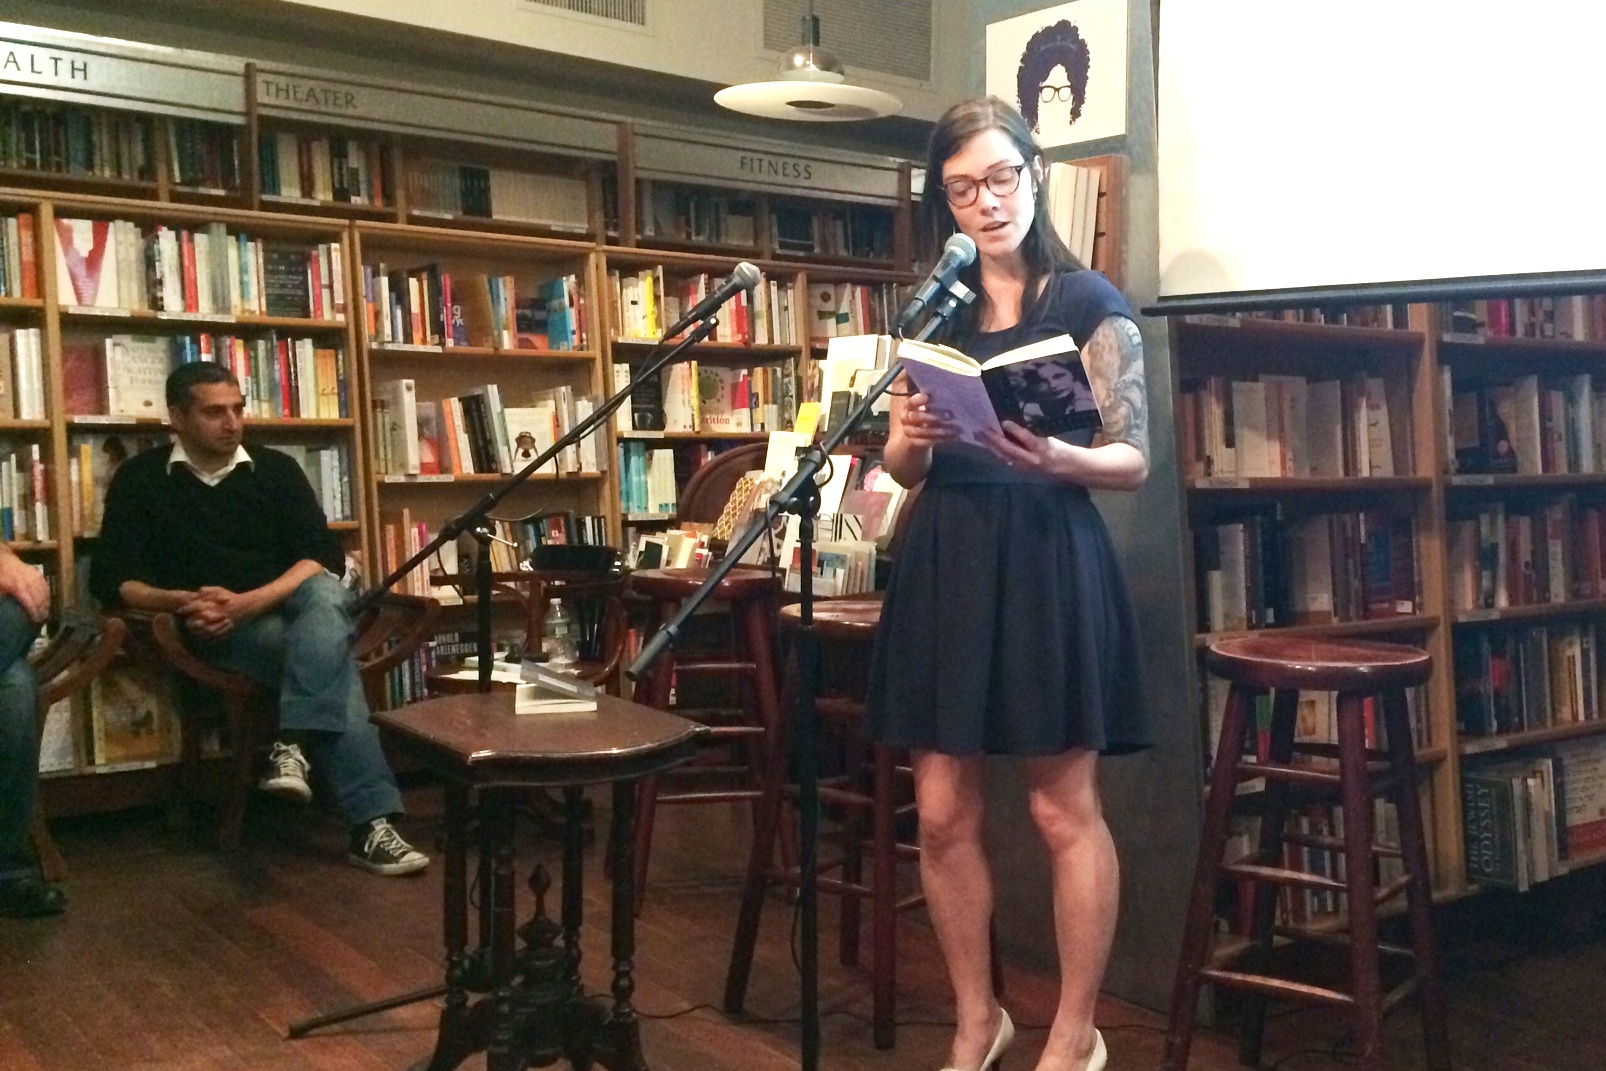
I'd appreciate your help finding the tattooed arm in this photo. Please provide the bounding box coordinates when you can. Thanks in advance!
[982,314,1151,491]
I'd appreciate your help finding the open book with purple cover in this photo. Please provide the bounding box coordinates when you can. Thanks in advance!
[897,332,1102,443]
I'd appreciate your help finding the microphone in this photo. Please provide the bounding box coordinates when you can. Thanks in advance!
[663,261,763,340]
[896,233,977,332]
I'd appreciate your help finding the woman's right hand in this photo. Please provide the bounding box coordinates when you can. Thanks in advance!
[898,391,961,447]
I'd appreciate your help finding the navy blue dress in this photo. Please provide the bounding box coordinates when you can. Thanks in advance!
[866,270,1152,756]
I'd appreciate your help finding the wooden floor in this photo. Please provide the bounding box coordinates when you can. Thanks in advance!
[2,781,1603,1071]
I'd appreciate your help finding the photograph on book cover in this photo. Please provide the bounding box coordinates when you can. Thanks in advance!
[996,356,1101,434]
[985,0,1128,149]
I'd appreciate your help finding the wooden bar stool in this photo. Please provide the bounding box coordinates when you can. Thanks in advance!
[723,595,922,1050]
[628,565,785,912]
[1164,635,1451,1071]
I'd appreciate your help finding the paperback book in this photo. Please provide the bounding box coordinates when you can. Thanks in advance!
[897,332,1101,442]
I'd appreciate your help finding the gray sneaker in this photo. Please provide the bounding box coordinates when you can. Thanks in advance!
[259,742,312,804]
[348,818,429,876]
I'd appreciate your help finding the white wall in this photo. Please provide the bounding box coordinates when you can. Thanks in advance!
[279,0,971,123]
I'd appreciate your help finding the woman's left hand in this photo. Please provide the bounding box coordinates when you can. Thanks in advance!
[980,421,1069,476]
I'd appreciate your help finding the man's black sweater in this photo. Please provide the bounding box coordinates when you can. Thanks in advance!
[89,443,344,607]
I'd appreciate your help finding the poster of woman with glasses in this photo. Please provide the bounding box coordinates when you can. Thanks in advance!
[985,0,1128,149]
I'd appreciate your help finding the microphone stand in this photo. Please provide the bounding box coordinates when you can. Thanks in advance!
[288,314,723,1041]
[626,281,974,1071]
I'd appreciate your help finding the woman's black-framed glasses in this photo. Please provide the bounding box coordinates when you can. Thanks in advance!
[942,163,1028,208]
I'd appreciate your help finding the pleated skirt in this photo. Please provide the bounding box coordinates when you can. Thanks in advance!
[866,480,1152,757]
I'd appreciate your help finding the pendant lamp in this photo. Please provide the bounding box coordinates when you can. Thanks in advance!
[714,7,902,122]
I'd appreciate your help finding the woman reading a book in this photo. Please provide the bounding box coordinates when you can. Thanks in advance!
[867,96,1150,1071]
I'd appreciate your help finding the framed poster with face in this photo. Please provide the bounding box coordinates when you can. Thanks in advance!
[985,0,1128,149]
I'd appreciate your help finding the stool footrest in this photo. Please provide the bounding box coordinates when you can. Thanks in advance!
[656,789,764,805]
[1223,861,1346,892]
[1236,760,1393,787]
[673,659,758,676]
[1198,968,1354,1008]
[1276,925,1417,961]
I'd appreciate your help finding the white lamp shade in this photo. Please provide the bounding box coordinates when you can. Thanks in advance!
[715,79,902,122]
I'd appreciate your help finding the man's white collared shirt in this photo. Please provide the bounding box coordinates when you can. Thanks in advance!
[169,441,252,487]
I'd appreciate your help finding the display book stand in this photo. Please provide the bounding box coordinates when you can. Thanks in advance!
[285,289,733,1043]
[625,278,976,1071]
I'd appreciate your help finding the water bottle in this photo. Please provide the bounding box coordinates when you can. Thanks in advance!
[542,597,578,672]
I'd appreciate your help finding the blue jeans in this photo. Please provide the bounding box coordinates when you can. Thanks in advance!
[195,574,401,827]
[0,598,41,882]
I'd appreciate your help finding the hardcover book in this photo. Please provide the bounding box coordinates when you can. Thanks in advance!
[897,332,1102,442]
[54,217,121,308]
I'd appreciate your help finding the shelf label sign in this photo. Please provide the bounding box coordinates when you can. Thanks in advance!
[254,66,615,156]
[634,130,904,204]
[0,22,244,120]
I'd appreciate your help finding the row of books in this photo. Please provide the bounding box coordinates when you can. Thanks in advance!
[772,202,894,261]
[1179,374,1406,480]
[0,328,47,419]
[257,131,389,206]
[407,160,588,231]
[1447,372,1605,476]
[807,281,902,342]
[0,100,155,181]
[62,431,354,536]
[1205,676,1431,766]
[61,333,348,421]
[1046,160,1101,270]
[1461,737,1606,891]
[0,443,48,541]
[37,655,180,773]
[1457,624,1601,737]
[637,182,756,246]
[168,119,241,192]
[1441,295,1606,342]
[608,267,796,346]
[0,213,38,299]
[618,442,677,517]
[363,265,587,351]
[1194,509,1419,633]
[53,216,343,320]
[1216,800,1407,932]
[616,361,792,435]
[1187,305,1411,330]
[372,379,602,477]
[1447,500,1606,612]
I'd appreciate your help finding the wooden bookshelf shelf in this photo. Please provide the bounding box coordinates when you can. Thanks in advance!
[0,168,158,194]
[1446,472,1606,490]
[617,431,768,442]
[261,194,393,220]
[377,472,605,486]
[1189,476,1431,494]
[0,420,51,431]
[369,344,596,362]
[1438,333,1606,360]
[4,540,58,551]
[609,338,800,364]
[0,296,44,312]
[58,307,347,333]
[354,220,594,260]
[1194,614,1440,650]
[1451,597,1606,626]
[328,520,360,531]
[1460,719,1606,757]
[66,416,354,431]
[1177,316,1424,350]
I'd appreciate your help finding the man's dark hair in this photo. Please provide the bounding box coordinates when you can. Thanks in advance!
[1016,20,1091,131]
[166,361,239,410]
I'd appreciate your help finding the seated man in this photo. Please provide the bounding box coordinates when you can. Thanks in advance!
[90,362,427,877]
[0,545,64,917]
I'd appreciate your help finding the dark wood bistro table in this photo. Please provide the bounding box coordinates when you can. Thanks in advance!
[374,692,704,1071]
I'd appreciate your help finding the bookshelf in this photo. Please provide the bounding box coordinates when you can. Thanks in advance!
[1168,305,1460,927]
[0,17,922,801]
[1172,293,1606,912]
[348,222,610,617]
